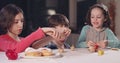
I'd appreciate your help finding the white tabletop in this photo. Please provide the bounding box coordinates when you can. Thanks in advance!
[0,48,120,63]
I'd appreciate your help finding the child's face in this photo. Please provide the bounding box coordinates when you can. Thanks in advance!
[55,25,71,42]
[8,13,24,36]
[90,8,105,29]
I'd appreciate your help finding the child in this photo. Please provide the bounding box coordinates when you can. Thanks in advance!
[76,3,120,49]
[32,14,71,49]
[0,4,62,53]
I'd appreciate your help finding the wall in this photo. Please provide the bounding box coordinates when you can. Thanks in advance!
[66,33,79,47]
[115,0,120,39]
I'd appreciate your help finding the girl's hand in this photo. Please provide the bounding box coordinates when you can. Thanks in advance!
[41,27,55,35]
[63,28,71,37]
[87,41,96,47]
[97,40,108,48]
[53,27,71,42]
[41,27,62,41]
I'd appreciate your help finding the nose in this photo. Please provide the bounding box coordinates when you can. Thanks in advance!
[94,18,97,21]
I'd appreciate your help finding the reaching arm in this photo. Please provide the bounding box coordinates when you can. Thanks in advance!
[31,36,54,49]
[0,27,61,53]
[0,28,45,53]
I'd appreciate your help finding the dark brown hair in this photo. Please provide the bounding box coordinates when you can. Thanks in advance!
[47,14,70,27]
[0,4,24,35]
[86,3,111,28]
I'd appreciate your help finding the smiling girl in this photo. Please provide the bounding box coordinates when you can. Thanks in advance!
[76,3,120,49]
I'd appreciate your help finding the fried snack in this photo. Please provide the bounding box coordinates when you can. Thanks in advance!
[58,48,64,53]
[41,49,53,56]
[70,45,75,51]
[25,47,53,57]
[25,51,42,57]
[111,48,119,51]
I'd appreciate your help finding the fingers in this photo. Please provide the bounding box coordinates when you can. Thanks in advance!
[45,28,61,40]
[46,27,70,42]
[45,28,55,35]
[97,40,108,48]
[63,28,71,37]
[87,40,108,49]
[51,30,61,40]
[50,30,65,42]
[101,42,107,48]
[87,41,96,47]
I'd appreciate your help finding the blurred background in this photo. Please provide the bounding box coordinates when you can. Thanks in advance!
[0,0,120,46]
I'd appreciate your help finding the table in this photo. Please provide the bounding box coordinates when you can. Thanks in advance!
[0,48,120,63]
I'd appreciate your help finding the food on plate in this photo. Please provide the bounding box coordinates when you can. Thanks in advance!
[25,47,53,57]
[98,49,104,56]
[25,51,42,57]
[41,49,53,56]
[58,48,64,53]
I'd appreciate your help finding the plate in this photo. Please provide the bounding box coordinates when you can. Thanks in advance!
[19,52,63,59]
[19,47,63,59]
[19,52,55,59]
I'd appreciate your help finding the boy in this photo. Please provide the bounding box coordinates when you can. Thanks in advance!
[32,14,71,49]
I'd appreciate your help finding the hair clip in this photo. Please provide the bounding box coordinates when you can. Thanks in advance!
[101,3,108,12]
[96,3,108,12]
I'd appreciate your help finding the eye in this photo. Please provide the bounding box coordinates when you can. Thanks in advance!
[21,19,24,23]
[97,17,101,18]
[14,19,19,24]
[14,19,24,24]
[14,21,18,24]
[91,16,94,18]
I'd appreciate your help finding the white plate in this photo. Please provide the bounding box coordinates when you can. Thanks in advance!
[19,47,64,59]
[19,52,56,59]
[19,52,63,59]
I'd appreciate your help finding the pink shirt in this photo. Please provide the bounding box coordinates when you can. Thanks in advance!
[0,28,45,53]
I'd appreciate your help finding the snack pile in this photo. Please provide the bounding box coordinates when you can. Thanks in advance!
[25,47,53,57]
[58,48,64,53]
